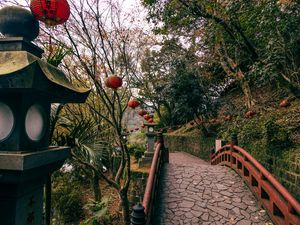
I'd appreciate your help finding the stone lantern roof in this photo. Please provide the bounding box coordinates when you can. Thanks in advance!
[0,51,90,103]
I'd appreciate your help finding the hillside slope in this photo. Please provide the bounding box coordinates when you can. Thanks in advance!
[166,85,300,200]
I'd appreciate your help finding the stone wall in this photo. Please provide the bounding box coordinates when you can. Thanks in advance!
[265,150,300,201]
[164,134,215,161]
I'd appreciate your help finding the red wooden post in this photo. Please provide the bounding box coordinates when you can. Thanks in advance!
[210,147,215,165]
[230,134,238,168]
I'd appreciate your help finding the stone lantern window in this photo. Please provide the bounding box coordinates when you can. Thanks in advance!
[0,102,14,141]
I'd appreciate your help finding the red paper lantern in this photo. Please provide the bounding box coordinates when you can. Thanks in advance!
[279,100,289,108]
[138,109,147,117]
[143,114,150,121]
[148,118,154,123]
[245,111,255,118]
[224,115,232,121]
[210,119,217,123]
[30,0,70,26]
[128,99,139,109]
[105,76,122,89]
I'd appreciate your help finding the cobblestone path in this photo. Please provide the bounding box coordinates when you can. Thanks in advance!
[152,152,273,225]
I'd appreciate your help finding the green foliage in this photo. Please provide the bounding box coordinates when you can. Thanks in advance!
[265,120,292,155]
[80,197,112,225]
[133,147,145,161]
[46,43,72,67]
[245,1,300,90]
[53,103,112,172]
[52,174,84,224]
[219,115,293,165]
[142,0,156,6]
[128,132,147,148]
[136,39,216,127]
[168,60,215,123]
[128,144,146,161]
[142,0,300,112]
[127,144,135,155]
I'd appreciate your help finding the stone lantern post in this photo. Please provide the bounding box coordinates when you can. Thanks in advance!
[0,6,90,225]
[139,123,157,167]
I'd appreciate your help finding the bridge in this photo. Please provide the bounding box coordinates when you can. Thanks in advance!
[131,133,300,225]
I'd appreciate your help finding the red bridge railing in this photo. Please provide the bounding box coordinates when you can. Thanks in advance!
[211,143,300,225]
[142,141,163,222]
[131,133,169,225]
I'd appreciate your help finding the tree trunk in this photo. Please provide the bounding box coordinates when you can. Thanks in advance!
[280,73,300,98]
[216,39,256,109]
[120,190,131,225]
[92,171,101,201]
[163,103,173,125]
[241,80,255,109]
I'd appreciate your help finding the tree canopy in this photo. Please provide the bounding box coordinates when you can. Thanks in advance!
[140,0,300,116]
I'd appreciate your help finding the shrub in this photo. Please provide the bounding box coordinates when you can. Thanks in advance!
[127,144,135,155]
[52,174,84,224]
[265,119,291,155]
[80,197,112,225]
[127,144,146,161]
[134,147,145,161]
[218,115,293,166]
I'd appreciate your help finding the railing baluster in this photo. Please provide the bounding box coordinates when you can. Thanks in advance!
[230,134,237,168]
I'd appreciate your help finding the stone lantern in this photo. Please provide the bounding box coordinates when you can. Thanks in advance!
[0,6,90,225]
[139,122,157,167]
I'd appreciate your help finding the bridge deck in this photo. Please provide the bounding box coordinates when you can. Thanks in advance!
[153,152,273,225]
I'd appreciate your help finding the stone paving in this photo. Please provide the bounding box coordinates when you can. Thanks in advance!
[152,152,273,225]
